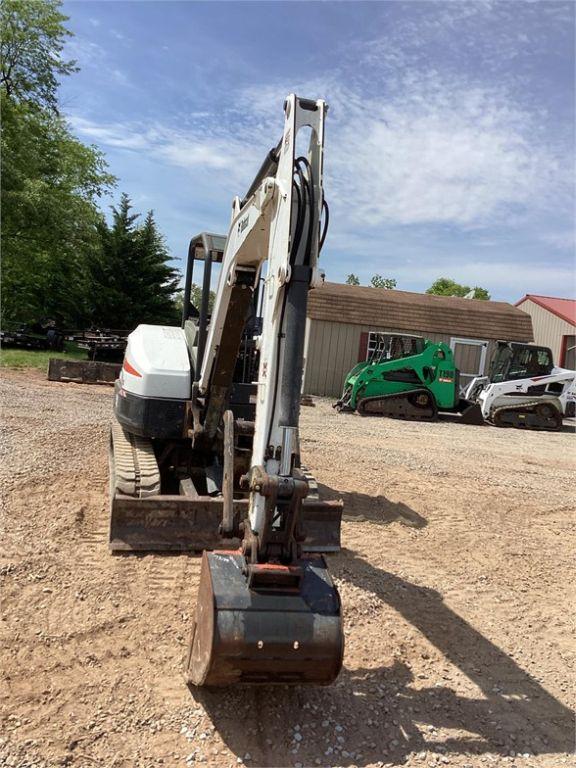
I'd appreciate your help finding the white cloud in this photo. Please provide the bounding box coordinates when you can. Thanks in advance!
[69,67,570,235]
[111,69,130,87]
[67,114,263,193]
[240,75,570,231]
[65,37,106,66]
[537,230,576,251]
[328,79,567,228]
[68,116,149,150]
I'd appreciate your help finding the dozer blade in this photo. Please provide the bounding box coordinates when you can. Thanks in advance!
[185,551,344,687]
[455,399,485,425]
[48,358,121,385]
[109,494,342,553]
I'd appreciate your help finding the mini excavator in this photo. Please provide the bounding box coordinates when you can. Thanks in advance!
[109,95,344,686]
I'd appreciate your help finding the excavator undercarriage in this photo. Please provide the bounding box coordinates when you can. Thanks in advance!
[109,419,342,553]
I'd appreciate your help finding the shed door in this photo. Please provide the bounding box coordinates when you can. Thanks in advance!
[450,337,488,388]
[563,335,576,369]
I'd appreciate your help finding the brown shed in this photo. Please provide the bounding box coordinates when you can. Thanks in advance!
[304,282,534,397]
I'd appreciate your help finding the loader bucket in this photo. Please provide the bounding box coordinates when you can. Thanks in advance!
[456,399,485,425]
[185,551,344,687]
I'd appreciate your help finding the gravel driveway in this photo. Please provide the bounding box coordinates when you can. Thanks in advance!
[1,368,573,768]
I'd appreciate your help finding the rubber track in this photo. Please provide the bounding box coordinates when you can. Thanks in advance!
[357,389,436,420]
[490,400,562,431]
[110,422,161,498]
[300,466,319,500]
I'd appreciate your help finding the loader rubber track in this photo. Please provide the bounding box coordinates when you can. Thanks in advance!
[110,422,161,498]
[357,388,437,421]
[490,400,562,431]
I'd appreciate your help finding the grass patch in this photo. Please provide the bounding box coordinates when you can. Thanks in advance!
[0,342,86,371]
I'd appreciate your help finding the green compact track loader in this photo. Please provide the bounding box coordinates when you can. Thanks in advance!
[334,333,484,423]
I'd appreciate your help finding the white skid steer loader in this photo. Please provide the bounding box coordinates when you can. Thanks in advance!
[464,341,576,430]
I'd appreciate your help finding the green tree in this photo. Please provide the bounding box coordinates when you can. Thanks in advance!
[1,0,77,109]
[370,274,397,290]
[89,195,180,329]
[174,284,216,320]
[426,277,490,300]
[346,273,360,286]
[0,0,114,326]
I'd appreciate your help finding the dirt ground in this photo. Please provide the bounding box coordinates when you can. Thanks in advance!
[1,367,574,768]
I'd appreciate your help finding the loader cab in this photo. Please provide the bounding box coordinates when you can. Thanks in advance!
[489,342,554,383]
[368,333,425,364]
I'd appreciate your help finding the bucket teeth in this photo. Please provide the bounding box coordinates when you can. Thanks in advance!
[110,422,161,498]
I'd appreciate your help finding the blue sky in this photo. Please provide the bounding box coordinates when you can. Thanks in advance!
[60,0,575,301]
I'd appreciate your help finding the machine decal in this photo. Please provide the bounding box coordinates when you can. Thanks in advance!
[123,359,142,377]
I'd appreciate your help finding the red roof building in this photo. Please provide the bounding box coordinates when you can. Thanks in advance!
[516,294,576,368]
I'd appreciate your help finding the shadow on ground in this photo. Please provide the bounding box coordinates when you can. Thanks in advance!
[318,483,428,529]
[188,545,571,767]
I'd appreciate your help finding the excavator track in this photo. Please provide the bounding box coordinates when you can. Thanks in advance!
[490,400,562,431]
[110,422,161,498]
[357,389,437,421]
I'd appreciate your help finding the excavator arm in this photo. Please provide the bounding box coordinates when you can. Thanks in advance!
[194,95,327,556]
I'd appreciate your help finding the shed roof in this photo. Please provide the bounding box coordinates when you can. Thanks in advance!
[515,294,576,327]
[308,283,533,342]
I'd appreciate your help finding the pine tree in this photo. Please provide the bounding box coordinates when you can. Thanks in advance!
[89,194,180,329]
[137,210,180,324]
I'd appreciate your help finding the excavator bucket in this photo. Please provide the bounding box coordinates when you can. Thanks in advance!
[185,551,344,686]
